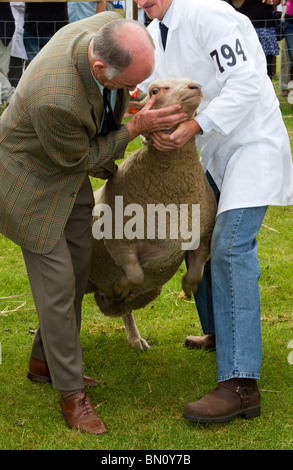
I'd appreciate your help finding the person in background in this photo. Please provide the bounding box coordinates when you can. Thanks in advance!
[135,0,293,425]
[284,0,293,80]
[67,1,114,22]
[279,0,291,95]
[0,2,15,103]
[68,1,98,22]
[23,1,68,64]
[97,1,115,13]
[225,0,281,79]
[8,2,27,88]
[0,72,14,105]
[0,2,15,78]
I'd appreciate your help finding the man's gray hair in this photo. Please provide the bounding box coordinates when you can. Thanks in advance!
[91,19,154,79]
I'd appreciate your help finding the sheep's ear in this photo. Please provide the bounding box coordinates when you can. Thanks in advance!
[125,95,150,116]
[137,94,150,107]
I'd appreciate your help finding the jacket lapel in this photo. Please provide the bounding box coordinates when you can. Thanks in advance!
[114,88,129,122]
[73,33,104,127]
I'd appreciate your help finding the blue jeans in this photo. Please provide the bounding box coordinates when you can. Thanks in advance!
[285,21,293,67]
[23,30,53,64]
[194,173,268,382]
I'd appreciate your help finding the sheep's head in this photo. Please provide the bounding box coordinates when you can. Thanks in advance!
[147,78,202,119]
[127,78,202,119]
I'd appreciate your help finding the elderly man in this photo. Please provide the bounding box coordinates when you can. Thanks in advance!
[135,0,293,424]
[0,11,187,435]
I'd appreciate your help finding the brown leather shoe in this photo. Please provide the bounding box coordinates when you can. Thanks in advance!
[27,357,100,386]
[61,390,106,435]
[183,378,261,424]
[27,357,51,383]
[184,334,216,351]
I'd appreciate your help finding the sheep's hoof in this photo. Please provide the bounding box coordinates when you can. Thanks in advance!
[129,336,150,350]
[113,275,131,301]
[182,276,198,300]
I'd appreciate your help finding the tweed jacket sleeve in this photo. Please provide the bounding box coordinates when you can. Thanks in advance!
[29,100,130,176]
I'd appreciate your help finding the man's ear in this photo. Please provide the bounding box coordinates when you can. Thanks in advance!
[92,59,106,77]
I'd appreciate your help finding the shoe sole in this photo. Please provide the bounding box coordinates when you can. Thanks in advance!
[27,370,52,384]
[184,342,216,352]
[182,405,261,424]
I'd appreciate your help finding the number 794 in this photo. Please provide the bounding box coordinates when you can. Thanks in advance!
[210,38,247,73]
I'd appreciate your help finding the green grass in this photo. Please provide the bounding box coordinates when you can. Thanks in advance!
[0,82,293,451]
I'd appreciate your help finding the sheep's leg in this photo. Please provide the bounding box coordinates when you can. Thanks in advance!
[111,245,144,300]
[110,241,164,300]
[122,311,150,350]
[113,275,132,300]
[182,241,210,299]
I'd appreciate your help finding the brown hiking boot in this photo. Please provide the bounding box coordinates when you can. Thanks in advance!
[184,334,216,351]
[183,378,261,424]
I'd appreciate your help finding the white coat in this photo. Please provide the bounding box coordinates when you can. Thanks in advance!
[139,0,293,215]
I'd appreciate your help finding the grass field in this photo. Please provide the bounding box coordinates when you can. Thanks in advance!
[0,81,292,451]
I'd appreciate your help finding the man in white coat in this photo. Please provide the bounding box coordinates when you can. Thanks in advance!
[135,0,293,424]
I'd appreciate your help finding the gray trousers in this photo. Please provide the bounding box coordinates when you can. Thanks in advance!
[22,176,94,391]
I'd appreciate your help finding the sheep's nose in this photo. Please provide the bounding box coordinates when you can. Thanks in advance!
[189,83,201,90]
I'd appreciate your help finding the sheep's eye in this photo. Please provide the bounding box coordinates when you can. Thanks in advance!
[151,88,159,95]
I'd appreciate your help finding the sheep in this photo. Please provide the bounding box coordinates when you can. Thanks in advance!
[87,78,217,349]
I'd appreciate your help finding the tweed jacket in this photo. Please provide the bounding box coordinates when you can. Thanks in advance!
[0,11,131,254]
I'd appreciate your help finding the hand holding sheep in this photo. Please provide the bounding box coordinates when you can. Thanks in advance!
[151,119,203,151]
[125,93,188,141]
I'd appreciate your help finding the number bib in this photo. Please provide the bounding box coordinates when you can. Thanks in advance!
[209,36,248,75]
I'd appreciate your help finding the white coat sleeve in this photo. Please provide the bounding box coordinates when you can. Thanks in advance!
[193,7,264,136]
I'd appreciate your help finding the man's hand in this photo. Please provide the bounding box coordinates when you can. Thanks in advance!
[125,94,188,141]
[150,119,202,151]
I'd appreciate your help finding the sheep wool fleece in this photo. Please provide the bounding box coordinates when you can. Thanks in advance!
[139,0,293,215]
